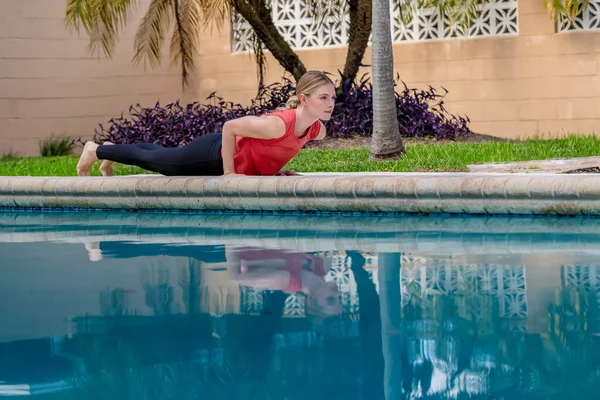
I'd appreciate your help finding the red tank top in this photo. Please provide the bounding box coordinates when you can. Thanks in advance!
[233,109,321,176]
[237,247,327,293]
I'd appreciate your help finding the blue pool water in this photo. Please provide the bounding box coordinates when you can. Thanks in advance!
[2,211,600,399]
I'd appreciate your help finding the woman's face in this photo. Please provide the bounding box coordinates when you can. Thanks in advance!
[300,83,336,120]
[310,281,342,316]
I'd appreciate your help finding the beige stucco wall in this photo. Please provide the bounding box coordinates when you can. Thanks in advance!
[1,0,600,157]
[0,0,196,157]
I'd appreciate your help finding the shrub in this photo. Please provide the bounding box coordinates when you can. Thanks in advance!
[92,74,471,146]
[328,73,471,140]
[39,136,76,157]
[1,150,18,161]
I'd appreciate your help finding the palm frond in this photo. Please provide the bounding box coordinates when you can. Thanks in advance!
[446,0,483,29]
[169,0,201,88]
[300,0,347,28]
[65,0,138,58]
[65,0,93,33]
[542,0,589,20]
[132,0,174,69]
[416,0,484,28]
[199,0,231,30]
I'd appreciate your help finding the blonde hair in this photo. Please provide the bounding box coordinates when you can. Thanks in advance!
[284,71,335,109]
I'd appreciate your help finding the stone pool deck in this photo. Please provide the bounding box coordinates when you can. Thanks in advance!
[1,172,600,216]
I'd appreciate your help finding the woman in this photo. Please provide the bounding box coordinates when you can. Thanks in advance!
[226,246,342,319]
[76,71,335,177]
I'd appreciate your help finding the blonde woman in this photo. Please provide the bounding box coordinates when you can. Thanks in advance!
[76,71,335,177]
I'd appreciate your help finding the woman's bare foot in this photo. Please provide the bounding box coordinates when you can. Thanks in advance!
[76,141,100,176]
[99,142,115,177]
[84,241,103,262]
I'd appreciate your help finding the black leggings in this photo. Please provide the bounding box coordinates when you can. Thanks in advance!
[96,132,224,176]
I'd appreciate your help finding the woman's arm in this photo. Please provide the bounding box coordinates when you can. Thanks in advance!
[225,245,243,279]
[225,245,292,290]
[221,115,286,175]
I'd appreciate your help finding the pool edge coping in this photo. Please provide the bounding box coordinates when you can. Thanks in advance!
[1,173,598,216]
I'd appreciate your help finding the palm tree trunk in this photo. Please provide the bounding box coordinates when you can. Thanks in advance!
[341,0,372,85]
[369,0,405,160]
[232,0,306,81]
[377,253,403,399]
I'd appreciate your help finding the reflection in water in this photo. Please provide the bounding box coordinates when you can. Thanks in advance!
[227,247,342,323]
[3,213,600,398]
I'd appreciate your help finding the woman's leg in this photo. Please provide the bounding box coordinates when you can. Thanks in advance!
[99,143,166,176]
[98,142,115,176]
[76,133,224,176]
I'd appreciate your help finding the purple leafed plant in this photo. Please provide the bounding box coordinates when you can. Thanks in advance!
[92,73,471,146]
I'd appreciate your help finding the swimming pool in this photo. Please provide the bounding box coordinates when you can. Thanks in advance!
[2,210,600,398]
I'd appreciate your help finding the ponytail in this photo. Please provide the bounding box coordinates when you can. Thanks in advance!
[286,95,300,109]
[279,71,334,110]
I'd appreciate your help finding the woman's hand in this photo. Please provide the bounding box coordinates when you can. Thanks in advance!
[276,170,301,176]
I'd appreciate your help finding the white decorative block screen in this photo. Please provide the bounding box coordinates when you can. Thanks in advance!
[557,0,600,31]
[231,0,519,53]
[563,264,600,307]
[399,256,528,320]
[239,253,528,323]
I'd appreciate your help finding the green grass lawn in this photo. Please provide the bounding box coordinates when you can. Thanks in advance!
[1,134,599,176]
